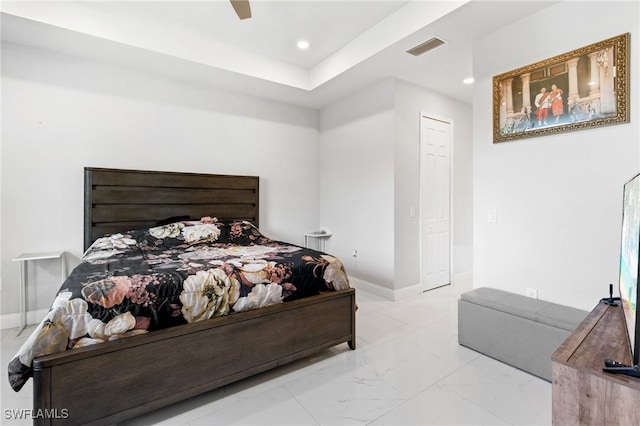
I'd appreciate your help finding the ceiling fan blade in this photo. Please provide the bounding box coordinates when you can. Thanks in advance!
[230,0,252,20]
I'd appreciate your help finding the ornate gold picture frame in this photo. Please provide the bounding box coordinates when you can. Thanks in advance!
[493,33,629,143]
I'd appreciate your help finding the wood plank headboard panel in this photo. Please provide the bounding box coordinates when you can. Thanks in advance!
[84,167,259,250]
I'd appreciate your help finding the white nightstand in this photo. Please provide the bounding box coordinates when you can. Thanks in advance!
[12,251,66,336]
[304,231,332,252]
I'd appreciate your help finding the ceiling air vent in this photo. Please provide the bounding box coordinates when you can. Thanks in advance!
[406,37,446,57]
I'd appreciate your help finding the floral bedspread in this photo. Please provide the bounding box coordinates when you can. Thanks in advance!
[8,218,350,392]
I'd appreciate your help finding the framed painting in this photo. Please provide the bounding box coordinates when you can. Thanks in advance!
[493,33,629,143]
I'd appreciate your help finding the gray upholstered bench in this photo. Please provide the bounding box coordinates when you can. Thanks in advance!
[458,287,588,381]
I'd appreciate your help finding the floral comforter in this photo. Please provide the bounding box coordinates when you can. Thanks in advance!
[8,218,350,392]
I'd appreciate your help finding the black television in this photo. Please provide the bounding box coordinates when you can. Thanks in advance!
[619,172,640,367]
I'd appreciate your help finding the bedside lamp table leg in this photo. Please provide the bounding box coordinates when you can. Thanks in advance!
[17,261,27,337]
[61,252,67,281]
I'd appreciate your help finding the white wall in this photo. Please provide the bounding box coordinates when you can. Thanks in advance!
[394,79,473,290]
[319,79,396,287]
[1,42,321,316]
[2,41,474,317]
[319,78,474,295]
[473,1,640,311]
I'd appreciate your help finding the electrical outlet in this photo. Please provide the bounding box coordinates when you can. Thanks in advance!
[525,288,538,299]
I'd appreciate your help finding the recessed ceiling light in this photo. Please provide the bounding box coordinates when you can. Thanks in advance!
[297,40,310,50]
[463,77,475,84]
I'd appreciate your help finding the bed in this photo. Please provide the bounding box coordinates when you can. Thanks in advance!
[8,167,356,426]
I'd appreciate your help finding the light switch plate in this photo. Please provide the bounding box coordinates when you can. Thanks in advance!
[487,209,497,223]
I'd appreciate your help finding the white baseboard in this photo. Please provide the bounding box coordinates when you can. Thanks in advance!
[1,272,473,330]
[349,272,473,302]
[348,276,394,300]
[0,281,408,331]
[394,283,423,300]
[0,309,48,331]
[348,276,421,301]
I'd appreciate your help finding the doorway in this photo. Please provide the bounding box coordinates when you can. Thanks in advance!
[419,113,451,292]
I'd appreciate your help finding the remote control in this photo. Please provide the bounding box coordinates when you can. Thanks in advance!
[605,358,631,368]
[603,362,640,378]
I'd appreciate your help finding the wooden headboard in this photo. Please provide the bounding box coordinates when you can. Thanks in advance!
[84,167,259,250]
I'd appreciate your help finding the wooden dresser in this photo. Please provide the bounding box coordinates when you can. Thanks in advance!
[552,301,640,425]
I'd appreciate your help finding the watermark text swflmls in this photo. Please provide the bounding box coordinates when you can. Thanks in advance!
[4,408,70,420]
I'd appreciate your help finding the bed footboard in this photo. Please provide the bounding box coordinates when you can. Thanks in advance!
[33,288,356,426]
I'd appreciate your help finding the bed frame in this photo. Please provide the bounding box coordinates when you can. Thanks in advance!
[31,167,356,425]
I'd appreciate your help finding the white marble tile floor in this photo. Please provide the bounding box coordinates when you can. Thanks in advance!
[1,276,551,425]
